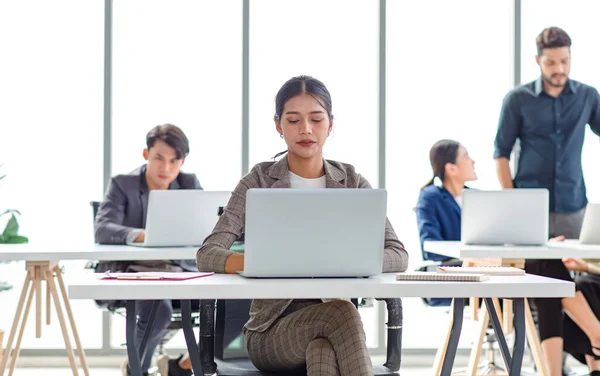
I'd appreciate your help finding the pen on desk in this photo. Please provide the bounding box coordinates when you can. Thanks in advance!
[117,275,162,280]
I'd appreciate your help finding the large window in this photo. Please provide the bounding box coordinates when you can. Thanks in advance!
[0,0,104,348]
[521,0,600,202]
[112,0,243,191]
[249,0,379,186]
[386,0,513,348]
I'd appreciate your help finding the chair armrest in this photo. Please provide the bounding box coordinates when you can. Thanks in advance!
[199,299,217,375]
[376,298,403,371]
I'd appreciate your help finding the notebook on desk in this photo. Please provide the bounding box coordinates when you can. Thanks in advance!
[437,266,524,276]
[395,272,489,282]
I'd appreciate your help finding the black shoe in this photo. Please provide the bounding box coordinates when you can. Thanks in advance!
[168,355,192,376]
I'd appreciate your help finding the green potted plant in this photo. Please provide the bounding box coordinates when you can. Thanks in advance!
[0,164,28,244]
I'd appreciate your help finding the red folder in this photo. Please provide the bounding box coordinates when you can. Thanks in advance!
[102,272,214,281]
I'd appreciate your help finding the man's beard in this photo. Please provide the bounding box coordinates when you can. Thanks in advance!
[542,72,567,88]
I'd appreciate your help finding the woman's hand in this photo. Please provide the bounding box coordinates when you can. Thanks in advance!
[225,253,244,274]
[550,235,565,242]
[562,257,589,273]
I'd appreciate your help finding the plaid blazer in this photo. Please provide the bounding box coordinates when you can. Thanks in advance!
[196,156,409,332]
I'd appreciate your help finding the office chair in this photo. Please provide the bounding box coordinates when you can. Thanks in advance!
[193,298,403,375]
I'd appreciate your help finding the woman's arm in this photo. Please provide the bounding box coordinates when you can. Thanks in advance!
[358,176,409,272]
[196,179,251,273]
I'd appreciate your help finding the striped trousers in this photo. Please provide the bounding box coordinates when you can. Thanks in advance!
[244,300,373,376]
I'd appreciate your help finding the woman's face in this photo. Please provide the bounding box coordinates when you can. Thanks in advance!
[275,93,332,161]
[449,145,477,182]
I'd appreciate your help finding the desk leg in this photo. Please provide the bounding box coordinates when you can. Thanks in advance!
[466,302,490,375]
[510,299,525,376]
[7,277,35,376]
[484,298,512,374]
[138,300,159,367]
[0,271,33,376]
[440,298,465,376]
[44,269,79,376]
[432,304,453,375]
[484,298,526,376]
[46,279,51,326]
[126,300,143,376]
[525,299,548,376]
[53,266,90,376]
[35,267,42,338]
[180,300,204,376]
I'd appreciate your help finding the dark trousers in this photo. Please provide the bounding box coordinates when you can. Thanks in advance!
[526,209,591,355]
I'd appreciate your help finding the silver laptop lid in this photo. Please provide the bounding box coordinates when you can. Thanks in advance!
[144,190,231,247]
[461,189,549,246]
[580,204,600,245]
[243,188,386,278]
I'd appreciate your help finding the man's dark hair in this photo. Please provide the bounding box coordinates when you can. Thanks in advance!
[536,27,571,56]
[146,124,190,159]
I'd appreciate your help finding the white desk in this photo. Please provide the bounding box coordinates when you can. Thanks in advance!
[0,243,199,262]
[0,244,200,376]
[424,239,600,259]
[69,273,573,376]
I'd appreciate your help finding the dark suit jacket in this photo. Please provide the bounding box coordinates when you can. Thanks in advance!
[197,156,409,332]
[95,165,202,271]
[415,185,461,261]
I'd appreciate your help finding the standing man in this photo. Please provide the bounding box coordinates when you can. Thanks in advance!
[494,27,600,376]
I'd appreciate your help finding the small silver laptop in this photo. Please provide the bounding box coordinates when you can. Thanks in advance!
[579,204,600,245]
[461,189,549,246]
[239,189,387,278]
[133,190,231,247]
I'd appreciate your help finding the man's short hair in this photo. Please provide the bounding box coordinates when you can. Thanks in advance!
[146,124,190,159]
[536,27,572,56]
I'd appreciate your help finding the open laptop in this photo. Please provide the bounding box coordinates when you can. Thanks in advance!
[579,203,600,245]
[238,188,387,278]
[133,190,231,247]
[461,189,549,246]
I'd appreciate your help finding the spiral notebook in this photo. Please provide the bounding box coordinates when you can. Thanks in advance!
[437,266,524,276]
[395,272,489,282]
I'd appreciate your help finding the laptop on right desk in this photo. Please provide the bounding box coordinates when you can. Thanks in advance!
[461,189,549,246]
[577,203,600,245]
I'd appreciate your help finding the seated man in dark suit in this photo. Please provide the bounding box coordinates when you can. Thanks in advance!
[95,124,199,376]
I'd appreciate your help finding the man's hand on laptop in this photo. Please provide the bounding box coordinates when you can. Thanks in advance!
[225,253,244,274]
[134,231,145,243]
[550,235,565,242]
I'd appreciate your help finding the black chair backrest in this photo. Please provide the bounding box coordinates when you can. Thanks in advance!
[91,201,100,223]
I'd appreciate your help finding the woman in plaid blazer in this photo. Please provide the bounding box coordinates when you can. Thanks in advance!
[197,75,409,376]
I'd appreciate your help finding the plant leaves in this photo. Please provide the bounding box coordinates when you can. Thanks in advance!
[5,235,28,244]
[0,209,20,217]
[2,214,19,237]
[0,235,28,244]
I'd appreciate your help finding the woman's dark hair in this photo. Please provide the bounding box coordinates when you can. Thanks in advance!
[422,139,461,189]
[272,75,333,159]
[146,124,190,160]
[536,27,571,56]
